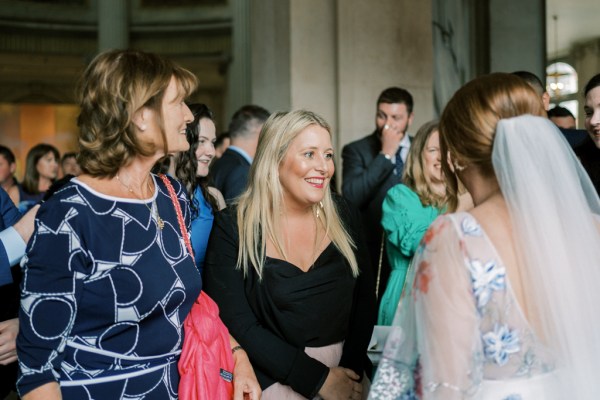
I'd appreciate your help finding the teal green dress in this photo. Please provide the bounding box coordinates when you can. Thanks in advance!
[377,184,443,325]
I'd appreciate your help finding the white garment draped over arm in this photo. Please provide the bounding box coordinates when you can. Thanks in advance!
[369,216,482,399]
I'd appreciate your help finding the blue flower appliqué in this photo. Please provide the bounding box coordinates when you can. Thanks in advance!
[461,216,482,236]
[503,395,522,400]
[468,259,506,309]
[400,389,419,400]
[483,324,520,366]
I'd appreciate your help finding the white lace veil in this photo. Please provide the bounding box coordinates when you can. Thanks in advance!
[493,115,600,399]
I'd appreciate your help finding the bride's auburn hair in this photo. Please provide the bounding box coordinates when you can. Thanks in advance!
[439,73,546,211]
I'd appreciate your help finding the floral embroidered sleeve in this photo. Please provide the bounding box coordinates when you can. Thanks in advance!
[370,215,482,400]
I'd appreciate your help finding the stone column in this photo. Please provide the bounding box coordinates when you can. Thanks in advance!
[489,0,546,78]
[250,0,434,150]
[226,0,252,119]
[98,0,129,52]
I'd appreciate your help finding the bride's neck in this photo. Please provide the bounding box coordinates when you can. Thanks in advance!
[460,167,501,207]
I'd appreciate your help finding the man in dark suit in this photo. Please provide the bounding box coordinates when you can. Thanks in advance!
[210,104,270,204]
[342,87,414,303]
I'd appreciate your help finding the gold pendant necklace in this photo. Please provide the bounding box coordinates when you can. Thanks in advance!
[116,174,164,230]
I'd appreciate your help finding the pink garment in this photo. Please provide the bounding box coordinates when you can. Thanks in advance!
[178,291,234,400]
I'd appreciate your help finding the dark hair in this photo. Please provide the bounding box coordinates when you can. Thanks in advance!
[228,105,270,140]
[61,152,77,164]
[512,71,545,96]
[176,103,219,215]
[0,145,16,165]
[377,87,414,113]
[215,132,230,148]
[23,143,60,194]
[584,73,600,97]
[547,106,575,119]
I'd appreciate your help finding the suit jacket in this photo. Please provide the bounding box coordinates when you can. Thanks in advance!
[573,135,600,195]
[342,132,407,301]
[210,148,251,204]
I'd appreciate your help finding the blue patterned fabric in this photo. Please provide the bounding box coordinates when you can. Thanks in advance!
[16,175,201,399]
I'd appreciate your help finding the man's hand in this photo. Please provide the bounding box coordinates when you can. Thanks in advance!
[0,318,19,365]
[380,124,404,157]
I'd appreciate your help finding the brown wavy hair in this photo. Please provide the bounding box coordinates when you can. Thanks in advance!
[77,49,197,177]
[439,73,546,211]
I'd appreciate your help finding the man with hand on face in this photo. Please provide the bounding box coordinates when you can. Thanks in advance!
[342,87,414,303]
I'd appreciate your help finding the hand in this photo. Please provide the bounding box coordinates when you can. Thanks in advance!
[318,367,362,400]
[0,318,19,365]
[14,204,39,244]
[232,349,261,400]
[380,124,404,157]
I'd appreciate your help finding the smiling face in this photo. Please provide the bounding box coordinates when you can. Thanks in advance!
[36,151,59,180]
[144,76,194,156]
[584,86,600,148]
[195,117,217,177]
[423,130,442,182]
[278,125,334,211]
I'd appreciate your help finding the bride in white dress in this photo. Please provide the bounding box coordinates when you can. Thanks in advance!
[369,73,600,400]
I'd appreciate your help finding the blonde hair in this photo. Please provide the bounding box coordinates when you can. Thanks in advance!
[439,73,546,211]
[236,110,359,277]
[77,49,197,177]
[402,120,446,208]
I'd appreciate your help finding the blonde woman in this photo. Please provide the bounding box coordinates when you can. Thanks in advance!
[204,110,376,400]
[377,121,446,326]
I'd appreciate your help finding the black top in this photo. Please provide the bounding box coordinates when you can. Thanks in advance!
[204,196,376,398]
[574,136,600,195]
[341,132,403,301]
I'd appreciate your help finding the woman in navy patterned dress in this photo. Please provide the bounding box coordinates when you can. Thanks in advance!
[16,50,259,400]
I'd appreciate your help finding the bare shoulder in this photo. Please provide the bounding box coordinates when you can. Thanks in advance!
[207,186,226,210]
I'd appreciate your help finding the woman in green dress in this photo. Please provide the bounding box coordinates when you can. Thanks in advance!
[378,120,447,325]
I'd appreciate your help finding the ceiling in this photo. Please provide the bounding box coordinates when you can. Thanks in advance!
[546,0,600,58]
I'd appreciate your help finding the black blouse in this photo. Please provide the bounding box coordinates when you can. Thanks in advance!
[204,197,376,398]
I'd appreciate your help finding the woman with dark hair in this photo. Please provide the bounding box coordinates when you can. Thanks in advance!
[377,121,446,326]
[175,103,225,273]
[20,143,59,211]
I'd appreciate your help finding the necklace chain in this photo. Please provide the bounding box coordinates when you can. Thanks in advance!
[116,174,164,230]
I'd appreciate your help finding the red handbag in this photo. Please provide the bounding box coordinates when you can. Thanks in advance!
[158,175,234,400]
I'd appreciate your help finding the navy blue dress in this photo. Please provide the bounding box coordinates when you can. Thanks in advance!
[17,175,201,399]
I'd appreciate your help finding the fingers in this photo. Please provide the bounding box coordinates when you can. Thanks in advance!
[0,351,17,365]
[343,367,360,381]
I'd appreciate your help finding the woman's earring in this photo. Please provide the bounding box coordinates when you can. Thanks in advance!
[453,161,466,172]
[316,201,324,218]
